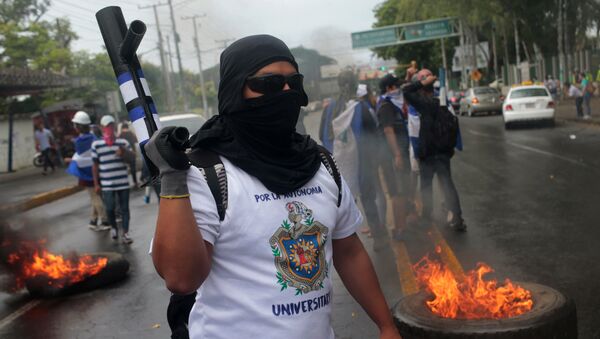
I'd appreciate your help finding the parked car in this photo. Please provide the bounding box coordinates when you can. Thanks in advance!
[159,113,207,136]
[503,85,555,129]
[459,87,503,116]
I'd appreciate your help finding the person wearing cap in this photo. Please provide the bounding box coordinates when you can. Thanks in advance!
[377,74,415,240]
[67,111,110,231]
[91,115,135,244]
[403,69,466,231]
[145,35,401,339]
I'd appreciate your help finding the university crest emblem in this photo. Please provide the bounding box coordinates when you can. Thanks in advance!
[269,201,329,295]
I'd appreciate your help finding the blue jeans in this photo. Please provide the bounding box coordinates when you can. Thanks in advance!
[102,189,130,233]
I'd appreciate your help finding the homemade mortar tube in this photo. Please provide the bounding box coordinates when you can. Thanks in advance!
[96,6,161,178]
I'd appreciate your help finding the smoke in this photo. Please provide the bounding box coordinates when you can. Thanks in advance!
[0,214,52,292]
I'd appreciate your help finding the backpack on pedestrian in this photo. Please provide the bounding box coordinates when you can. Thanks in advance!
[431,104,459,155]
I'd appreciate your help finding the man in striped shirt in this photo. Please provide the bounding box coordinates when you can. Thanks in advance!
[92,115,134,244]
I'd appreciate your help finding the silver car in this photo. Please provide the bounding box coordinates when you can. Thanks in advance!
[459,87,503,117]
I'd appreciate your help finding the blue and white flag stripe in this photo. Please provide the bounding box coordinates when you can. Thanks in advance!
[117,70,161,142]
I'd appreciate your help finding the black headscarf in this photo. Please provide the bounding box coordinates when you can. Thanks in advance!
[189,35,322,194]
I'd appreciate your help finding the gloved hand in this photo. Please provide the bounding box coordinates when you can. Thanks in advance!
[144,126,191,198]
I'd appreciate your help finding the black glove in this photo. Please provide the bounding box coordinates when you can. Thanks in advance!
[145,126,191,198]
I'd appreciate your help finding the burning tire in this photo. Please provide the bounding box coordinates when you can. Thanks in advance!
[25,252,129,297]
[393,282,577,339]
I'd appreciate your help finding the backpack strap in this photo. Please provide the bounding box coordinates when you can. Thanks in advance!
[187,148,228,221]
[317,145,342,207]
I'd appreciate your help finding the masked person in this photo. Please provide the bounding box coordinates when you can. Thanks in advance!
[146,34,401,339]
[67,111,110,231]
[91,115,135,244]
[403,70,466,231]
[377,74,417,240]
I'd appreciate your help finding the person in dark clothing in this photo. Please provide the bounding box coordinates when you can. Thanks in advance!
[377,74,416,239]
[119,122,139,186]
[354,84,388,249]
[403,69,466,231]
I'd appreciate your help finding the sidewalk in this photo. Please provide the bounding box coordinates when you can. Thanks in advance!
[0,165,75,206]
[555,97,600,126]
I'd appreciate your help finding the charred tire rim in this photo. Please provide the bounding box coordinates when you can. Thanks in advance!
[393,282,577,339]
[26,252,130,298]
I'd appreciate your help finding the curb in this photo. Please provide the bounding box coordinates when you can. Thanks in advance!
[558,117,600,127]
[0,185,84,215]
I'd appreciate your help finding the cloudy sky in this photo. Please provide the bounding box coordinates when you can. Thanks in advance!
[45,0,385,73]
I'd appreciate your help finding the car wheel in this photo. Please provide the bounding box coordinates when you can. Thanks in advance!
[547,119,556,128]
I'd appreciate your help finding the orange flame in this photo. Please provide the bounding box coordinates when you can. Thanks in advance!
[5,241,108,290]
[414,256,533,319]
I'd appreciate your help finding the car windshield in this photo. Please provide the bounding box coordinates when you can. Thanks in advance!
[160,116,205,134]
[474,88,498,95]
[510,88,549,99]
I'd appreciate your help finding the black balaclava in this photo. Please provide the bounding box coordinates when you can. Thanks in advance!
[189,34,322,195]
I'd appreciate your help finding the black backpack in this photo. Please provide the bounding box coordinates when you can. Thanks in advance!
[432,104,459,154]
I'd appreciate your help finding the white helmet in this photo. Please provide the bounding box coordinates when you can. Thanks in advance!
[100,115,115,127]
[72,111,91,125]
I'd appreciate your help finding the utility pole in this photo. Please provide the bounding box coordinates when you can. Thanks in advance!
[167,0,188,110]
[558,0,565,85]
[513,14,521,83]
[139,3,175,112]
[182,14,208,117]
[166,35,175,77]
[459,19,467,90]
[492,24,499,82]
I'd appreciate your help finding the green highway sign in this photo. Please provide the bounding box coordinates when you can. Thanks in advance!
[351,27,398,49]
[405,19,453,41]
[351,18,460,49]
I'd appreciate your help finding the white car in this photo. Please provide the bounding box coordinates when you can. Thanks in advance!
[159,113,207,136]
[503,85,555,129]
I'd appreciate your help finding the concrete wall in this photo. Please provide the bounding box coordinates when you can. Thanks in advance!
[0,114,36,172]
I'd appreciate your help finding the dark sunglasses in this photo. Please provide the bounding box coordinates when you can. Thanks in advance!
[246,73,304,95]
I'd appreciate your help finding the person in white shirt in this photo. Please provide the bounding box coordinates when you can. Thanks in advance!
[146,34,401,339]
[566,81,584,118]
[34,121,55,175]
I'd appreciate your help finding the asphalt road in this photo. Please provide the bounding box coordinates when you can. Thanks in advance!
[1,112,599,338]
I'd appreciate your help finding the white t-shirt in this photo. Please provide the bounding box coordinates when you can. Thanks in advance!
[187,156,362,339]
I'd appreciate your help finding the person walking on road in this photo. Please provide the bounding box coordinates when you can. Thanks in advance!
[67,111,110,231]
[118,122,139,187]
[34,121,55,175]
[377,74,416,240]
[91,115,135,244]
[566,82,584,118]
[581,76,594,119]
[403,69,466,231]
[146,34,401,339]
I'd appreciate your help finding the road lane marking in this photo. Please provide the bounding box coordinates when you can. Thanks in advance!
[0,300,41,331]
[429,226,465,279]
[467,129,590,168]
[391,241,419,296]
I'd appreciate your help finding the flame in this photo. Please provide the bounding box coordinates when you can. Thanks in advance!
[5,240,108,290]
[414,256,533,319]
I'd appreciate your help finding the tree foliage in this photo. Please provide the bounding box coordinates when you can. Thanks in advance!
[372,0,600,75]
